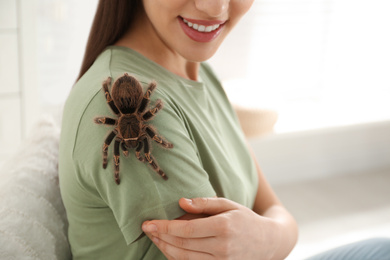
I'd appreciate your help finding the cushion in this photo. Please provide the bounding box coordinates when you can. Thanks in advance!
[0,115,71,260]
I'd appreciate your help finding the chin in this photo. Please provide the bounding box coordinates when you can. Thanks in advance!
[182,47,220,63]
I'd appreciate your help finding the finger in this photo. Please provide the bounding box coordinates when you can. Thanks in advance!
[143,217,221,238]
[175,212,209,220]
[179,197,241,215]
[154,232,218,253]
[144,231,175,260]
[152,234,214,260]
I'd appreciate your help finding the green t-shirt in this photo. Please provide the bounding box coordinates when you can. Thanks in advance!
[59,46,258,260]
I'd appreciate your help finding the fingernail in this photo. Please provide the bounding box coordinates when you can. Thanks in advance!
[184,198,193,205]
[142,224,157,232]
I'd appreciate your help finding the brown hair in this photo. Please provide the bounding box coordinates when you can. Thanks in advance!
[76,0,141,82]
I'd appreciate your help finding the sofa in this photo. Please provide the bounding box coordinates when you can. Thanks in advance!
[0,115,71,259]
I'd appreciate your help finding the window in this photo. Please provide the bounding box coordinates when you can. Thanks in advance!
[36,0,97,108]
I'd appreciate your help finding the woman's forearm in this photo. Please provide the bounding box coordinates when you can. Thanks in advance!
[261,204,299,260]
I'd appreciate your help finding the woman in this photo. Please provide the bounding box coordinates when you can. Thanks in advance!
[59,0,298,259]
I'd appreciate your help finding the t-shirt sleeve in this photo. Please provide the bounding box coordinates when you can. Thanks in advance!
[72,86,216,245]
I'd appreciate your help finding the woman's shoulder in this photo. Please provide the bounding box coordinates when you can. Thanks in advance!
[61,60,183,167]
[60,47,226,166]
[62,47,169,132]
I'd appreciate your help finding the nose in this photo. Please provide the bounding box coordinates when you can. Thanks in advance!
[194,0,229,18]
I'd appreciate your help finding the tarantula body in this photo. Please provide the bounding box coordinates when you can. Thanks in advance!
[94,73,173,185]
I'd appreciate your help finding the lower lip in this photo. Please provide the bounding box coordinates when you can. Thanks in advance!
[178,17,224,43]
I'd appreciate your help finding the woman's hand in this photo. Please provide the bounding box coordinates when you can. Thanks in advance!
[142,197,284,260]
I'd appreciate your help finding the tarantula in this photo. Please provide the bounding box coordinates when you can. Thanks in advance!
[94,73,173,185]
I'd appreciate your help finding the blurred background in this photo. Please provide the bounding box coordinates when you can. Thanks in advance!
[0,0,389,258]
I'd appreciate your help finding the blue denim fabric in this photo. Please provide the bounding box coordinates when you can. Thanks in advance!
[306,238,390,260]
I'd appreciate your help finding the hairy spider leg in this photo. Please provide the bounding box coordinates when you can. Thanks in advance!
[145,126,173,148]
[142,99,163,121]
[138,81,157,114]
[121,143,129,156]
[94,117,117,125]
[102,77,120,115]
[102,129,118,169]
[143,138,168,180]
[114,139,121,185]
[135,139,145,162]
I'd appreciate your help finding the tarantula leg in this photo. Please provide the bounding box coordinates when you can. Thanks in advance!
[143,138,168,180]
[121,143,129,157]
[102,77,120,115]
[102,130,117,169]
[145,126,173,148]
[142,99,163,121]
[94,117,117,125]
[138,81,157,114]
[114,139,121,185]
[135,140,145,162]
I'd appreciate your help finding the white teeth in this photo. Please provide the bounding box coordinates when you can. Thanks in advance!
[182,18,221,33]
[205,26,213,32]
[198,25,205,32]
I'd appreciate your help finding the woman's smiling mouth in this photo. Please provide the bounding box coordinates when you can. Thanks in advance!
[182,18,221,32]
[178,16,226,42]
